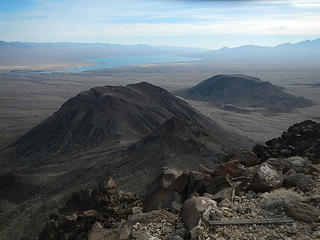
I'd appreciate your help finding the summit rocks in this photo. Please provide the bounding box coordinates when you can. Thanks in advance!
[39,120,320,239]
[253,120,320,163]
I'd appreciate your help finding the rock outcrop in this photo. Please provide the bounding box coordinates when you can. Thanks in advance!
[253,120,320,163]
[39,120,320,239]
[39,178,141,240]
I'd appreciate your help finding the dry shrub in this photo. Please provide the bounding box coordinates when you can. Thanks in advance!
[261,188,305,213]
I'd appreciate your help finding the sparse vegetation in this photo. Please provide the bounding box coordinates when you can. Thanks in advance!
[261,188,306,213]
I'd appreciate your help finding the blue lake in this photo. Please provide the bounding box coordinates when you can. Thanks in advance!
[2,55,201,75]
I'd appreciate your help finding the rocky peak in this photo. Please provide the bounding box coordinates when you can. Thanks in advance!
[254,120,320,162]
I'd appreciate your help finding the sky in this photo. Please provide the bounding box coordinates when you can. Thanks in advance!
[0,0,320,49]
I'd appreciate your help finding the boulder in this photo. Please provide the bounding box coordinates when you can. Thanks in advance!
[186,171,211,197]
[212,160,245,177]
[205,175,232,195]
[181,197,216,231]
[286,156,309,173]
[143,167,182,212]
[249,163,283,192]
[232,176,253,195]
[168,170,212,199]
[230,149,259,167]
[145,167,182,195]
[285,202,320,222]
[142,188,182,212]
[284,173,314,192]
[169,172,190,194]
[284,169,296,176]
[264,158,288,173]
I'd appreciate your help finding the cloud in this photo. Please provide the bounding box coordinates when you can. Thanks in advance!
[0,0,320,48]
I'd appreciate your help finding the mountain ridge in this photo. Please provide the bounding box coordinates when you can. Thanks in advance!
[111,115,231,193]
[194,38,320,64]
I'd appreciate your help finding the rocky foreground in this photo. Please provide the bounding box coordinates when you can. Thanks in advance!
[39,120,320,240]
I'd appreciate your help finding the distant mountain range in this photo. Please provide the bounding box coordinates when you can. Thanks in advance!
[194,38,320,64]
[0,41,204,54]
[178,74,313,113]
[0,41,204,66]
[1,38,319,67]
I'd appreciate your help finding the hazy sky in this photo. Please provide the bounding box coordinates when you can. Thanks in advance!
[0,0,320,49]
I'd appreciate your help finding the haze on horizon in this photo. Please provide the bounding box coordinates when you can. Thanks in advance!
[1,0,320,49]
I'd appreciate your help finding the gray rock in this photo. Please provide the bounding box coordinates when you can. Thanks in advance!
[286,156,309,173]
[249,163,283,192]
[143,167,182,212]
[181,197,216,231]
[285,202,320,222]
[171,235,184,240]
[205,176,231,195]
[264,158,287,172]
[284,173,314,192]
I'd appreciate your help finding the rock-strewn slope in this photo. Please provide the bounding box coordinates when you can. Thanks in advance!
[178,74,313,113]
[40,120,320,239]
[111,115,232,193]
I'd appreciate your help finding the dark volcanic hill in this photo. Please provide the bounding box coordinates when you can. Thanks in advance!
[179,74,313,113]
[11,82,249,162]
[111,115,231,193]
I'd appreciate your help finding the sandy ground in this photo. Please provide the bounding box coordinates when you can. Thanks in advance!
[0,62,96,73]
